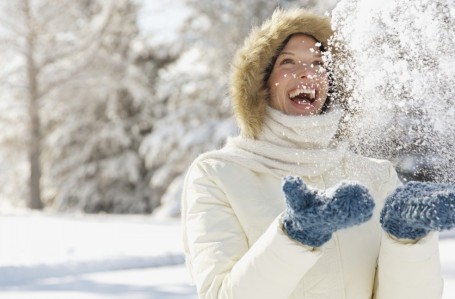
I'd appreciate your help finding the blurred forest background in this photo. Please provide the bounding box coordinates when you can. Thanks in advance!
[0,0,340,216]
[0,0,450,217]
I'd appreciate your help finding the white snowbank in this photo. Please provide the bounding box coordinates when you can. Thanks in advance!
[0,213,454,298]
[0,213,185,286]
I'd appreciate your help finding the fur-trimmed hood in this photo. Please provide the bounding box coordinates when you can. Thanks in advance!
[230,8,333,139]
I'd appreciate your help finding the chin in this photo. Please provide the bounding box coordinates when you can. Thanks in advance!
[287,104,322,116]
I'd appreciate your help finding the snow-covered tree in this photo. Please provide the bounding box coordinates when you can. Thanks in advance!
[0,0,165,213]
[43,1,162,213]
[0,0,125,209]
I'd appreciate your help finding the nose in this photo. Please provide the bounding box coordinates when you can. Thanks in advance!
[296,63,315,79]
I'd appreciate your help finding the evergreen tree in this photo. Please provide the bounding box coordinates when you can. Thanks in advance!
[44,0,158,213]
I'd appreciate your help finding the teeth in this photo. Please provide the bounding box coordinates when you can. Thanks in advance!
[289,88,316,99]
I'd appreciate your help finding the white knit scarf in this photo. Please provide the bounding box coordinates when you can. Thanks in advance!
[202,107,349,178]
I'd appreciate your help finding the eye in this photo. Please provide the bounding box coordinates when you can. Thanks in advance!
[280,58,294,65]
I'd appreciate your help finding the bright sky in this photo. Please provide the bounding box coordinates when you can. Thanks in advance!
[134,0,191,45]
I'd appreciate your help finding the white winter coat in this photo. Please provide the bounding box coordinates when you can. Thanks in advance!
[182,147,443,299]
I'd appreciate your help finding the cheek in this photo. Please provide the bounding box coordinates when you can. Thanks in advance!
[317,74,329,90]
[269,71,286,87]
[269,86,283,107]
[268,71,289,95]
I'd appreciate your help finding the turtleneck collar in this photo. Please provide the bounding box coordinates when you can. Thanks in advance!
[257,107,344,149]
[201,107,349,178]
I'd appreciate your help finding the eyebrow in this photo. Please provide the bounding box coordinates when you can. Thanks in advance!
[278,51,295,56]
[278,51,323,58]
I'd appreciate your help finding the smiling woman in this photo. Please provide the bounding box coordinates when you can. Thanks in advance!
[181,8,445,299]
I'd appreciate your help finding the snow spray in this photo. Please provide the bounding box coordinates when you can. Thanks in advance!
[329,0,455,183]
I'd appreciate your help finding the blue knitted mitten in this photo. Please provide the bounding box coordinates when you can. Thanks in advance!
[380,181,455,240]
[282,176,375,247]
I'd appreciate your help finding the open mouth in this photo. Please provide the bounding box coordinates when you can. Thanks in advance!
[288,87,317,104]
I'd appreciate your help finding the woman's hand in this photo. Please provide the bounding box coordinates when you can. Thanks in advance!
[380,181,455,240]
[281,177,375,247]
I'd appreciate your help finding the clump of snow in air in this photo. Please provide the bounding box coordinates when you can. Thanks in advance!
[330,0,455,182]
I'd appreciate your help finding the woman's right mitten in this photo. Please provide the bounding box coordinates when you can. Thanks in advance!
[281,176,375,247]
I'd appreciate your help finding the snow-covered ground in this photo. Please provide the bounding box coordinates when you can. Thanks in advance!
[0,213,196,299]
[0,213,454,298]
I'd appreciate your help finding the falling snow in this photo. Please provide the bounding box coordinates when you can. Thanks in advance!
[330,0,455,183]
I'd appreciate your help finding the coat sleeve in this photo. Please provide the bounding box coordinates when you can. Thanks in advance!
[181,159,322,299]
[373,162,444,299]
[374,232,443,299]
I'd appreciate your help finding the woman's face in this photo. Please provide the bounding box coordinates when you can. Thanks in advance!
[267,34,329,116]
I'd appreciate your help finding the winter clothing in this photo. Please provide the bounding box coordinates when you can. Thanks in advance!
[182,108,443,299]
[282,177,375,247]
[231,8,333,139]
[182,7,443,299]
[380,181,455,239]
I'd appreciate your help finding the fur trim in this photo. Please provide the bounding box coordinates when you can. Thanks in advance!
[230,8,333,138]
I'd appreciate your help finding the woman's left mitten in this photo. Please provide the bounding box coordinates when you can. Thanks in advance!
[380,181,455,240]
